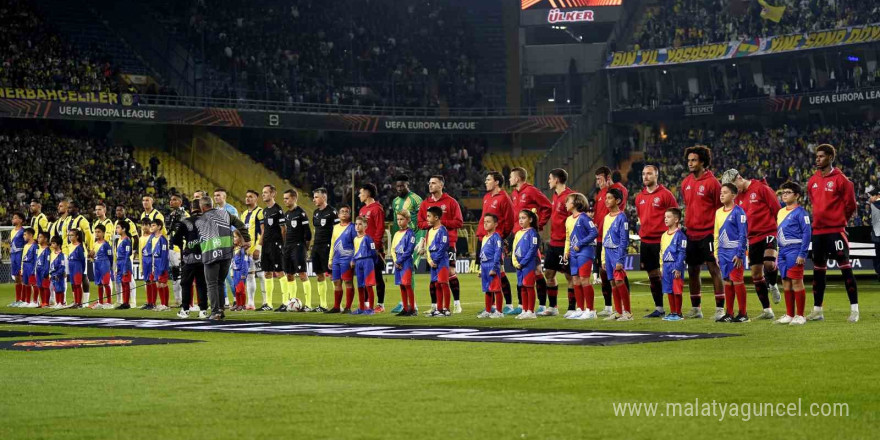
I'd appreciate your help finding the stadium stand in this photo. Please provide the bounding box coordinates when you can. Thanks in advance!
[132,149,217,203]
[482,151,545,188]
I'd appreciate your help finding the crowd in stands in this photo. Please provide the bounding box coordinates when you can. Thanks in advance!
[0,130,171,225]
[0,0,119,92]
[154,0,482,108]
[635,0,880,51]
[623,121,879,228]
[248,135,487,220]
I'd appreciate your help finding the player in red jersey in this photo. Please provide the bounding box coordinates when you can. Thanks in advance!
[543,168,575,316]
[805,144,859,323]
[635,164,678,318]
[680,145,724,319]
[509,167,551,314]
[417,175,464,314]
[358,183,387,312]
[722,169,782,320]
[475,171,516,309]
[593,166,628,317]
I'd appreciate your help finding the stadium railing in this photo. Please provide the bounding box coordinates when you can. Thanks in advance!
[137,94,582,117]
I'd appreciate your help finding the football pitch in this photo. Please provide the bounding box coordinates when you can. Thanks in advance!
[1,273,878,439]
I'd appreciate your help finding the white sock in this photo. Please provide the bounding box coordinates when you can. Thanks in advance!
[454,300,460,306]
[814,306,823,312]
[246,273,256,307]
[258,272,268,305]
[851,304,859,312]
[130,279,137,306]
[605,305,612,312]
[764,307,773,313]
[173,279,182,304]
[656,306,664,312]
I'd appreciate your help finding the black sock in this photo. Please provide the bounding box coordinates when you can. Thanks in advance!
[429,281,437,305]
[842,267,859,305]
[516,285,522,306]
[567,288,576,310]
[813,269,826,307]
[500,275,512,305]
[375,270,385,304]
[765,266,778,285]
[601,275,612,307]
[648,276,663,308]
[536,277,547,306]
[624,275,630,293]
[754,279,770,309]
[547,285,558,308]
[449,276,460,301]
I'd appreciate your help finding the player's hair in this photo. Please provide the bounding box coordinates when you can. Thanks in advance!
[549,168,568,184]
[312,188,327,196]
[246,189,260,197]
[355,216,368,224]
[360,183,377,198]
[607,188,623,202]
[487,171,503,184]
[151,218,164,228]
[95,202,107,209]
[284,189,298,198]
[95,224,106,233]
[69,228,84,243]
[117,222,129,236]
[169,192,182,200]
[394,175,409,182]
[666,207,682,221]
[23,227,35,236]
[30,199,41,205]
[429,175,445,184]
[142,195,154,201]
[190,200,201,213]
[233,228,243,241]
[263,184,276,193]
[643,164,660,175]
[519,209,538,228]
[722,183,738,194]
[214,187,227,195]
[426,206,443,218]
[12,211,25,221]
[567,193,588,212]
[396,210,411,220]
[140,218,152,226]
[339,205,351,212]
[38,231,49,241]
[511,167,527,181]
[483,213,498,223]
[816,143,836,159]
[199,196,213,209]
[780,181,802,196]
[595,166,612,179]
[685,145,713,168]
[50,235,62,247]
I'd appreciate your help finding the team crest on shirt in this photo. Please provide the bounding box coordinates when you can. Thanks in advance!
[698,185,705,195]
[320,219,326,226]
[825,181,835,192]
[291,220,297,228]
[750,193,757,200]
[267,218,273,226]
[653,196,660,204]
[491,200,498,209]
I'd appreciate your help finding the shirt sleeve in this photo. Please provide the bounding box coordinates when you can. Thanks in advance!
[799,211,812,259]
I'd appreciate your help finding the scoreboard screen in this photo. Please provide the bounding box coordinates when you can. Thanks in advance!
[521,0,623,27]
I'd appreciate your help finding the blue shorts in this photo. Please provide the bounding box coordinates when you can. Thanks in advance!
[355,259,376,287]
[10,253,21,277]
[718,251,744,282]
[394,260,413,285]
[22,265,36,283]
[603,256,626,281]
[569,253,593,277]
[480,264,501,292]
[52,279,66,293]
[777,249,804,280]
[661,263,685,294]
[603,248,625,279]
[430,264,450,283]
[94,263,113,285]
[331,260,353,282]
[516,262,537,287]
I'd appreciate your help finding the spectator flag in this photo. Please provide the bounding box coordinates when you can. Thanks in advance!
[758,0,785,23]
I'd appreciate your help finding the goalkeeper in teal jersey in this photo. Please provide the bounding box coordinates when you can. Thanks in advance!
[390,175,424,313]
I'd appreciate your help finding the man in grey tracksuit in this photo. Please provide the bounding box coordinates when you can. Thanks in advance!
[195,196,250,319]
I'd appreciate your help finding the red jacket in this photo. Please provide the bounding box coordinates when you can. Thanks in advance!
[807,167,856,234]
[511,183,552,232]
[735,179,781,244]
[476,190,515,240]
[635,185,678,244]
[681,170,721,239]
[358,201,385,250]
[550,187,574,246]
[594,182,628,238]
[417,193,464,245]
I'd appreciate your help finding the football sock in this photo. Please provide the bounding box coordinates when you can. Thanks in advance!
[584,284,595,311]
[285,278,296,303]
[812,268,826,307]
[357,287,365,310]
[317,280,327,308]
[714,285,725,309]
[429,281,437,305]
[547,284,558,308]
[440,282,452,310]
[536,276,547,306]
[784,289,794,316]
[566,287,575,310]
[333,285,343,309]
[734,283,747,315]
[500,276,512,305]
[516,285,522,306]
[765,267,778,286]
[841,267,858,305]
[611,285,621,314]
[15,284,21,302]
[795,289,806,316]
[406,285,416,310]
[449,276,460,302]
[619,283,631,313]
[494,291,503,311]
[345,286,355,309]
[666,294,675,314]
[302,279,312,307]
[754,277,770,309]
[724,284,735,315]
[375,271,385,304]
[401,285,409,310]
[484,293,493,312]
[265,277,275,306]
[649,275,663,308]
[601,271,612,306]
[366,286,375,310]
[574,284,584,310]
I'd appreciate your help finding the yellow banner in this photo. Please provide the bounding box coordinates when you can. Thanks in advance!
[0,87,120,104]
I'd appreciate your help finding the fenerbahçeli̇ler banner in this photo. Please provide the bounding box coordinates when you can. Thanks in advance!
[606,22,880,69]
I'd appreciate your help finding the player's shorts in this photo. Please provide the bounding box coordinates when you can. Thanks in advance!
[41,278,50,289]
[777,249,805,280]
[94,264,112,285]
[604,258,627,281]
[261,241,284,272]
[747,235,778,266]
[235,281,246,295]
[640,242,661,272]
[26,274,36,286]
[52,279,66,293]
[480,264,502,292]
[152,270,169,284]
[661,264,685,294]
[310,243,331,275]
[282,243,307,274]
[10,254,21,277]
[395,260,413,285]
[718,252,744,282]
[569,253,593,278]
[685,235,715,266]
[447,246,457,268]
[71,272,83,285]
[810,232,851,268]
[331,260,354,282]
[544,245,569,272]
[430,265,450,283]
[117,271,132,284]
[355,259,376,287]
[517,265,537,287]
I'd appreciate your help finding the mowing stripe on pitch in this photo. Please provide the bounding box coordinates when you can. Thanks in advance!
[0,314,737,346]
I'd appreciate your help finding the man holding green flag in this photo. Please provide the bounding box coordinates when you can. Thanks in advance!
[390,175,424,313]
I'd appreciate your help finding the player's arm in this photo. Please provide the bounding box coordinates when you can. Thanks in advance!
[762,184,780,216]
[738,212,748,260]
[520,231,538,266]
[259,217,265,246]
[501,196,515,238]
[443,200,464,231]
[798,212,812,260]
[399,231,415,262]
[534,189,552,230]
[617,219,628,266]
[303,213,312,245]
[416,204,429,230]
[585,217,599,246]
[564,224,572,256]
[229,213,251,244]
[491,235,502,269]
[842,178,857,221]
[674,233,687,273]
[713,215,720,261]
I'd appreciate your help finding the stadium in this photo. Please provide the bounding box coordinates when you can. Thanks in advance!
[1,0,878,438]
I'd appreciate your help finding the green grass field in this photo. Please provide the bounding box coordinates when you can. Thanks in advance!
[1,273,878,440]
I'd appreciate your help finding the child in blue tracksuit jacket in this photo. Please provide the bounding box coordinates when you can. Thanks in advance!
[513,210,539,318]
[352,216,377,314]
[601,188,631,320]
[425,206,451,316]
[715,183,749,322]
[35,232,51,306]
[49,236,67,306]
[116,224,134,307]
[150,219,170,308]
[660,208,688,321]
[565,192,598,318]
[775,182,812,323]
[391,212,416,315]
[478,214,503,317]
[232,229,250,311]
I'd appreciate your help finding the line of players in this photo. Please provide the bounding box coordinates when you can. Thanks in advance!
[5,142,861,323]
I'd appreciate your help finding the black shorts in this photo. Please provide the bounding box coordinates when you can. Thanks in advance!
[747,235,777,266]
[448,246,457,266]
[311,243,331,274]
[640,242,661,272]
[810,232,850,268]
[261,241,283,272]
[544,245,569,272]
[283,243,307,274]
[685,235,715,266]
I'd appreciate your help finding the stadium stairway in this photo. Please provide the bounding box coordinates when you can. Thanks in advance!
[482,152,544,183]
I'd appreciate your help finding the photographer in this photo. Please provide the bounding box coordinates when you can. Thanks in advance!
[167,192,189,307]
